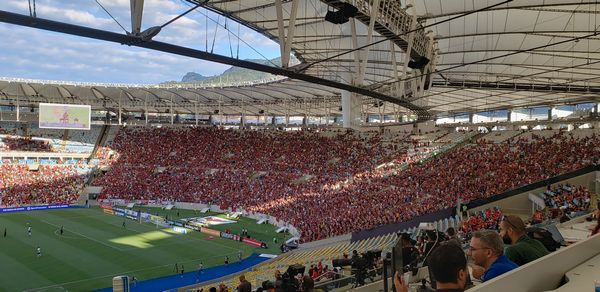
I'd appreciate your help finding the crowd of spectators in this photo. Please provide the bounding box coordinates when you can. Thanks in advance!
[0,136,53,152]
[93,127,600,242]
[0,164,89,207]
[461,208,503,234]
[541,184,591,216]
[307,261,335,281]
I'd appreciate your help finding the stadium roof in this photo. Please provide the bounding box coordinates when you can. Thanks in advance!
[0,0,599,118]
[0,77,343,117]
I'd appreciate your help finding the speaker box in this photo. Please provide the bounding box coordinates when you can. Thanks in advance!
[325,10,348,24]
[340,3,358,17]
[408,56,430,69]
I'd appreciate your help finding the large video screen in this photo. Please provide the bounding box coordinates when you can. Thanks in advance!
[39,103,91,130]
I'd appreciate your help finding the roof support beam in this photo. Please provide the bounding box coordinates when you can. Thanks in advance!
[0,10,430,118]
[356,0,380,85]
[390,41,400,96]
[399,0,418,100]
[350,18,361,83]
[130,0,144,34]
[118,89,123,125]
[275,0,299,68]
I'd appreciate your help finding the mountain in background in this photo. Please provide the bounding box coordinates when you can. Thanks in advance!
[163,57,288,85]
[181,72,210,82]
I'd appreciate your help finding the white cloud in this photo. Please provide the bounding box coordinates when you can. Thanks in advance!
[0,0,279,83]
[1,0,114,29]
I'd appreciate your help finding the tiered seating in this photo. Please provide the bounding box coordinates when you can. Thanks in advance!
[192,233,396,291]
[0,124,101,153]
[478,130,523,143]
[541,184,591,215]
[518,129,565,141]
[62,127,102,153]
[95,127,600,242]
[0,164,92,207]
[0,136,52,152]
[461,207,503,234]
[0,122,22,134]
[569,128,596,139]
[434,130,476,144]
[27,127,64,140]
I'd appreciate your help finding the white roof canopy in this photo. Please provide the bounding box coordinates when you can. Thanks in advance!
[0,0,598,117]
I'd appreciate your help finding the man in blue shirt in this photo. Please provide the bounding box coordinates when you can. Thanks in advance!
[468,230,518,282]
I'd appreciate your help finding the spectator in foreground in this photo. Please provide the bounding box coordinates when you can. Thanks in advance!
[394,243,469,292]
[236,275,251,292]
[302,275,325,292]
[400,233,419,267]
[445,227,462,247]
[499,215,549,266]
[467,230,518,282]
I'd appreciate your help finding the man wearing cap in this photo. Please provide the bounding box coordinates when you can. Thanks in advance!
[498,215,549,266]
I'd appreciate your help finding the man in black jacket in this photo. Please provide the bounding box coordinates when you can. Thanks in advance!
[394,244,468,292]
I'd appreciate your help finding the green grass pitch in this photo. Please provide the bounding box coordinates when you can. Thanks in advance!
[0,207,286,292]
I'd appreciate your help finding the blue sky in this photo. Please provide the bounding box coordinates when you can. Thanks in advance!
[0,0,281,84]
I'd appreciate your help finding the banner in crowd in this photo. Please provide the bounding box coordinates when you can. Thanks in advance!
[219,232,265,248]
[221,232,240,241]
[100,203,114,215]
[172,226,188,234]
[0,204,76,213]
[186,216,236,227]
[168,220,184,227]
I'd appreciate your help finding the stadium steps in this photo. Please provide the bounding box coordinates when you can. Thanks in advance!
[459,131,488,147]
[434,131,450,143]
[59,129,69,151]
[75,189,90,206]
[510,129,530,141]
[187,234,398,292]
[89,124,110,161]
[84,125,111,186]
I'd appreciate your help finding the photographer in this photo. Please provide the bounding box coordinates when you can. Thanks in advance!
[400,233,419,270]
[350,253,368,287]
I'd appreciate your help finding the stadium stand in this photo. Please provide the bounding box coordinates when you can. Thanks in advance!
[461,207,503,234]
[0,123,101,153]
[478,130,524,143]
[0,164,91,207]
[94,127,600,242]
[539,184,592,218]
[188,233,397,291]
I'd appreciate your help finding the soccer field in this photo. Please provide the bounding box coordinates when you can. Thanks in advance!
[0,207,284,292]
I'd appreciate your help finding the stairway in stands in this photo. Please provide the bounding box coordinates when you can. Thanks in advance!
[89,124,109,162]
